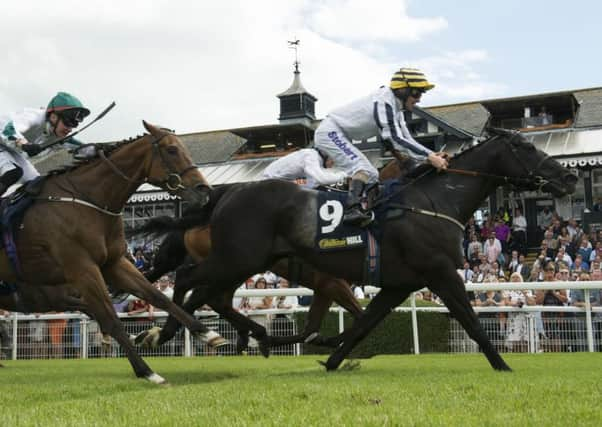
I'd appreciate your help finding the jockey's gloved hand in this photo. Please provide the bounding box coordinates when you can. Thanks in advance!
[21,143,44,157]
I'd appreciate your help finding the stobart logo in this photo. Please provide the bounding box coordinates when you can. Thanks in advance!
[328,131,358,160]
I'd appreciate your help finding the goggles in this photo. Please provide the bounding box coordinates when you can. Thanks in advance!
[409,88,425,99]
[59,109,86,128]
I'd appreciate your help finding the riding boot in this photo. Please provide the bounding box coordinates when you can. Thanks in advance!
[343,179,372,226]
[0,167,24,197]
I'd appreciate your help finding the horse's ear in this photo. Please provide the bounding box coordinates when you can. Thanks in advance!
[143,120,160,136]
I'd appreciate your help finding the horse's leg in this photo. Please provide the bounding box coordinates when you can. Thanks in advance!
[431,274,512,372]
[302,275,364,347]
[141,263,210,346]
[206,292,272,357]
[322,287,409,371]
[67,262,165,384]
[103,257,226,348]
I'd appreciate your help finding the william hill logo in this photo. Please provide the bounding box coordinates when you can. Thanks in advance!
[319,235,364,250]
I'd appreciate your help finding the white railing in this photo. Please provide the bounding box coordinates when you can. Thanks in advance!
[0,281,600,360]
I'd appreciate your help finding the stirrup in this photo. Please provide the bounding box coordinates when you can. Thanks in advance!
[343,207,373,226]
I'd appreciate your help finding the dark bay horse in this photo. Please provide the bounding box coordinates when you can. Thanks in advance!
[0,122,225,384]
[138,129,576,372]
[133,154,421,352]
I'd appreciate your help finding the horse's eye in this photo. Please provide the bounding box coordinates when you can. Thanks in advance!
[166,146,178,155]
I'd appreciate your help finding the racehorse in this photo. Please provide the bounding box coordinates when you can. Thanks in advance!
[0,122,225,384]
[136,129,576,371]
[134,157,422,352]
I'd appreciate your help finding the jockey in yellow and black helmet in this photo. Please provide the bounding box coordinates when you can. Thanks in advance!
[314,67,448,226]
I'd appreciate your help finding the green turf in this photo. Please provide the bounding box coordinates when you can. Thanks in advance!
[0,354,600,426]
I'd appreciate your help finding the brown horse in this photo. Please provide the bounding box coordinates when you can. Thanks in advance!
[0,122,225,384]
[141,225,363,353]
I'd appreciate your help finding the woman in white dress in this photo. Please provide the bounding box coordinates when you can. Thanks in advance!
[504,272,536,352]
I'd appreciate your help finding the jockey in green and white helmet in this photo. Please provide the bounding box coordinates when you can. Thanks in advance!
[0,92,90,195]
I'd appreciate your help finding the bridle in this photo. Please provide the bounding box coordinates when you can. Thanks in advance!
[98,132,201,191]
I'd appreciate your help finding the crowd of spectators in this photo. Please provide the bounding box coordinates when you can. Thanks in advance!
[459,205,602,352]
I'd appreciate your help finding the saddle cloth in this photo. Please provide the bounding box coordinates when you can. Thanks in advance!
[0,177,44,279]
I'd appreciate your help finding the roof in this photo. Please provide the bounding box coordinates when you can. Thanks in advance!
[424,103,490,137]
[574,88,602,128]
[277,71,317,100]
[178,130,246,164]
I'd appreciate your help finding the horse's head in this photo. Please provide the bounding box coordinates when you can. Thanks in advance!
[142,121,211,206]
[486,128,577,197]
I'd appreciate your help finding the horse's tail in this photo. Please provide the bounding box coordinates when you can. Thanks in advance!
[144,231,187,283]
[129,184,232,238]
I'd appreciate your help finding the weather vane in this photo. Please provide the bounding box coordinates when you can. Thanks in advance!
[287,38,300,72]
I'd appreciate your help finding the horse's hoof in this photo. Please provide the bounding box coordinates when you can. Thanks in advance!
[145,372,168,385]
[198,330,229,348]
[137,326,162,348]
[134,331,148,346]
[304,332,320,344]
[258,340,271,358]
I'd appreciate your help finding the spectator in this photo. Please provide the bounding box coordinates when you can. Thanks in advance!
[459,261,474,283]
[577,237,593,264]
[538,207,553,234]
[535,263,568,352]
[589,241,602,264]
[251,277,273,310]
[543,230,558,251]
[504,272,535,352]
[464,217,481,256]
[554,246,573,269]
[480,215,494,241]
[275,278,298,310]
[133,249,148,272]
[491,261,506,280]
[48,312,67,359]
[126,299,153,336]
[511,208,527,255]
[234,278,254,311]
[514,254,531,281]
[29,314,47,359]
[507,250,520,272]
[483,232,502,265]
[494,216,511,256]
[566,218,579,241]
[156,275,174,302]
[475,276,504,351]
[570,272,602,351]
[571,254,589,275]
[467,234,483,266]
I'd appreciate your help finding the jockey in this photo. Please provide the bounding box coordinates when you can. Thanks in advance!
[0,92,90,196]
[261,147,346,189]
[314,67,449,225]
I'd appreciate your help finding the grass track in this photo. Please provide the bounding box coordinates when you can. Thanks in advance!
[1,353,601,426]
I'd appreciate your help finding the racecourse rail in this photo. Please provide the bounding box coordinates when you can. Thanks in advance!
[1,281,600,360]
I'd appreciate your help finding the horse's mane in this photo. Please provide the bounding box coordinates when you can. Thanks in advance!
[46,134,148,177]
[403,128,525,180]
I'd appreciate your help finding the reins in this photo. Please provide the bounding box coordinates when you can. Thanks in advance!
[37,131,202,217]
[380,133,550,229]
